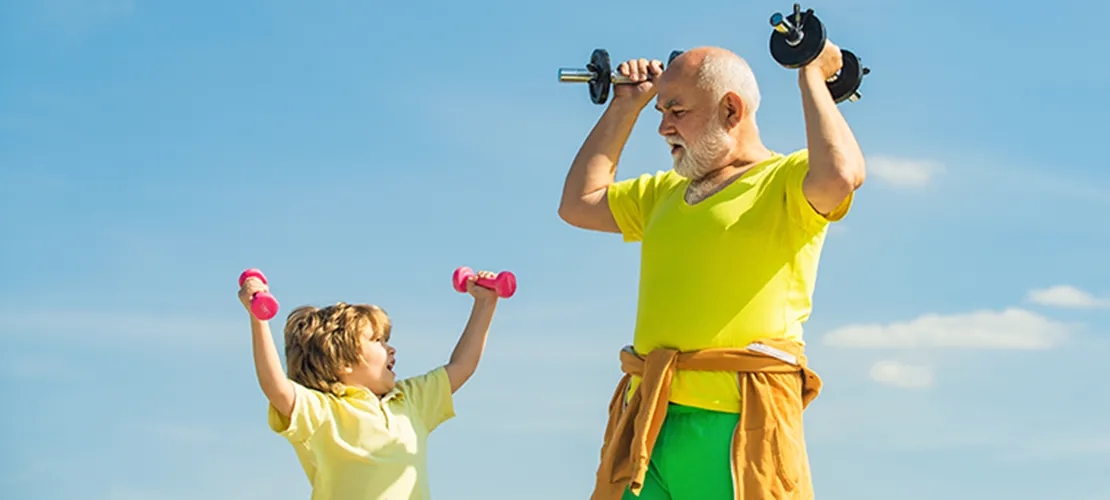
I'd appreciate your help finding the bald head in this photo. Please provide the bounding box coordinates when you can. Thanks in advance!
[654,47,764,180]
[663,47,761,119]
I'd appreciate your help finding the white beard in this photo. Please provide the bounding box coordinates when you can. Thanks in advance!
[669,120,733,180]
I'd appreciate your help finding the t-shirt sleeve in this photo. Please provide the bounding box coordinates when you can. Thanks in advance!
[267,381,332,443]
[606,171,667,242]
[398,366,456,433]
[782,149,852,232]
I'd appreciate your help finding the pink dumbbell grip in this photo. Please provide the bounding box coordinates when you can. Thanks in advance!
[452,266,516,298]
[251,293,280,321]
[239,268,280,320]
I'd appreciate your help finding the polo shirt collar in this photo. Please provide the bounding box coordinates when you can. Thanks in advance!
[337,384,405,402]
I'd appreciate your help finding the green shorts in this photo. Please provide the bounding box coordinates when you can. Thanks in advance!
[622,403,739,500]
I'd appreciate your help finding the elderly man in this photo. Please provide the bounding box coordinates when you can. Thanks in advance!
[557,44,865,500]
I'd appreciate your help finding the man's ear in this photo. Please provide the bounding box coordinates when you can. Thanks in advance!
[720,91,745,129]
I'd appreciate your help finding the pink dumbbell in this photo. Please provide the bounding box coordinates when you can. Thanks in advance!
[239,268,280,320]
[452,266,516,298]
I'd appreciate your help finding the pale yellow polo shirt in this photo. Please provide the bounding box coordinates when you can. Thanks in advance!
[268,366,455,500]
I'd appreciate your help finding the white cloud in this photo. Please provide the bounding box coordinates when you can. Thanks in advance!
[866,155,944,188]
[822,307,1072,349]
[868,360,933,389]
[1027,285,1109,309]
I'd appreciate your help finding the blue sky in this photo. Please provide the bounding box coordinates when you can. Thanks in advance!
[2,0,1108,498]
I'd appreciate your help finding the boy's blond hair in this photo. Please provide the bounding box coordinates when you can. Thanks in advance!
[282,302,392,396]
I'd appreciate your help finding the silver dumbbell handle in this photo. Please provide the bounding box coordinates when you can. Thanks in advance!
[557,68,636,84]
[770,12,805,46]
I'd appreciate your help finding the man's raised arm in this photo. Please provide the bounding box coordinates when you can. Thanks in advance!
[558,58,662,232]
[798,42,867,216]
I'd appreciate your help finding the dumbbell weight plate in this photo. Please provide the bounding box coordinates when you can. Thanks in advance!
[588,49,612,105]
[769,11,827,68]
[826,49,864,103]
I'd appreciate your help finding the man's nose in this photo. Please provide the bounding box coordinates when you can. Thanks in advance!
[658,117,676,136]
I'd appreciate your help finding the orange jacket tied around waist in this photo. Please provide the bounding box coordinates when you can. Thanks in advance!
[592,338,823,500]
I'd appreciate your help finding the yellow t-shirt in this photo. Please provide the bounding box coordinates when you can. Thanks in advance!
[607,149,850,413]
[268,366,455,500]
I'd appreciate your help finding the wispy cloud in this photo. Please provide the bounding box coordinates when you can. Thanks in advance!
[1027,285,1109,309]
[865,155,944,188]
[868,360,933,389]
[822,307,1073,349]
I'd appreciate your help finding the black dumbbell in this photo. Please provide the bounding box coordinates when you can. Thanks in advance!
[769,3,870,103]
[558,49,685,105]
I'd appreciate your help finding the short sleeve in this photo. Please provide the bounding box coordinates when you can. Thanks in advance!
[782,149,852,231]
[268,381,332,443]
[607,171,666,242]
[397,366,455,432]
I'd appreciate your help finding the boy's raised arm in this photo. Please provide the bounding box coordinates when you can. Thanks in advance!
[444,272,500,393]
[240,278,296,418]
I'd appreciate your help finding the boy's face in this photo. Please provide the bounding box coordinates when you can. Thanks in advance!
[341,325,396,397]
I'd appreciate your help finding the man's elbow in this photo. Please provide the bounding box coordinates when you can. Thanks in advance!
[557,199,574,224]
[846,166,865,191]
[831,158,866,192]
[805,166,862,213]
[828,170,863,199]
[557,189,618,233]
[850,154,866,187]
[557,199,587,228]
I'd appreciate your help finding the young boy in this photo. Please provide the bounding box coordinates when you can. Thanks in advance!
[237,270,501,499]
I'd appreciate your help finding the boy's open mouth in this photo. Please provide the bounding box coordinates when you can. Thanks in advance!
[387,359,395,372]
